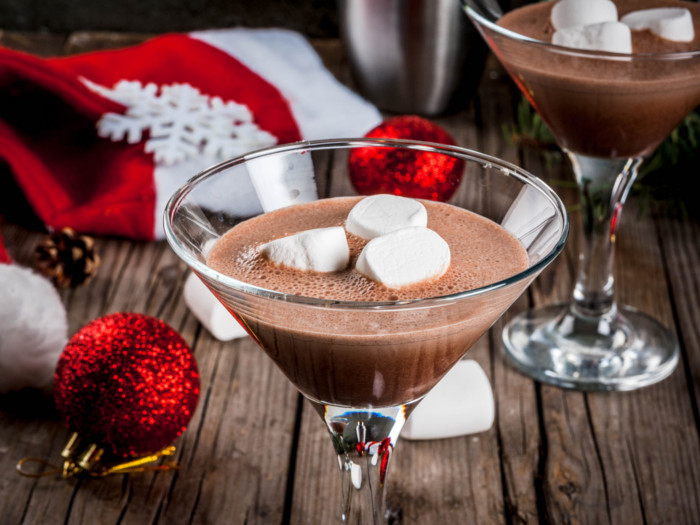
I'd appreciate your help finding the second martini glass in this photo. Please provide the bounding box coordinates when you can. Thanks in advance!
[464,0,700,391]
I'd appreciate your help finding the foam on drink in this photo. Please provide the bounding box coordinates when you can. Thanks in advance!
[208,197,529,302]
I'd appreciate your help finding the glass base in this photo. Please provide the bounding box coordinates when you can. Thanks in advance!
[503,302,679,391]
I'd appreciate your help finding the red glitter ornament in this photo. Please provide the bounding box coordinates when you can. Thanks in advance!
[54,312,200,459]
[349,115,464,201]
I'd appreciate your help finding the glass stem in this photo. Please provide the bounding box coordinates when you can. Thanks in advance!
[310,401,416,524]
[567,154,642,318]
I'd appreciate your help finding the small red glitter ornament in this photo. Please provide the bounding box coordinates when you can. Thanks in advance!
[54,312,200,460]
[349,115,464,201]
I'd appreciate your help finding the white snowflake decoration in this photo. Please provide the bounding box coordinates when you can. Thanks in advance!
[83,79,278,165]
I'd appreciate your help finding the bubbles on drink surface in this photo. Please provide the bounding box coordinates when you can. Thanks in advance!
[209,197,528,302]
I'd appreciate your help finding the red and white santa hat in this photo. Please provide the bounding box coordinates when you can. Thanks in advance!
[0,29,382,240]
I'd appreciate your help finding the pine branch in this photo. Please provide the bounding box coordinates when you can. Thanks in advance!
[503,97,559,152]
[504,95,700,217]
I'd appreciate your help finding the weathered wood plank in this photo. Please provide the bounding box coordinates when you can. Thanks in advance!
[490,312,545,524]
[63,31,153,54]
[590,200,700,524]
[289,400,341,525]
[382,74,516,524]
[0,224,300,524]
[0,389,68,524]
[1,29,699,525]
[0,227,68,525]
[524,192,700,525]
[655,209,700,411]
[391,336,507,525]
[158,336,298,525]
[0,31,68,56]
[474,55,547,525]
[310,38,351,88]
[507,149,581,524]
[288,56,516,524]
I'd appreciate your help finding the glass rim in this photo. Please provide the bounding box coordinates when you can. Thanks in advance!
[164,138,569,310]
[463,1,700,61]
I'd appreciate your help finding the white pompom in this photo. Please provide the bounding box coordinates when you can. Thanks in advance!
[0,264,68,393]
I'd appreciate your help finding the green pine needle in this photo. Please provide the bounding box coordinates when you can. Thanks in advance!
[504,96,700,217]
[503,96,558,152]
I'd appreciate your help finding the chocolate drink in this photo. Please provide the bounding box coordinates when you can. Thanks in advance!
[496,0,700,158]
[207,197,530,407]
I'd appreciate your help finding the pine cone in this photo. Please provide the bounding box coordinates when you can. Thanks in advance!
[36,228,101,288]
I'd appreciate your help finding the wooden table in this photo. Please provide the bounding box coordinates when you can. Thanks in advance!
[1,31,699,525]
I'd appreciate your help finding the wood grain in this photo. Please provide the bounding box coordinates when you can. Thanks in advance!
[0,30,698,525]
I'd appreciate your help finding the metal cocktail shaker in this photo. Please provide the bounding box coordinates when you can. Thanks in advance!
[338,0,486,116]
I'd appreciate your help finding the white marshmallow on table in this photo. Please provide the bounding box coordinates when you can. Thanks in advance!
[184,272,249,341]
[355,226,450,289]
[346,194,427,240]
[551,0,618,31]
[621,8,695,43]
[553,21,632,53]
[402,360,495,440]
[259,226,349,272]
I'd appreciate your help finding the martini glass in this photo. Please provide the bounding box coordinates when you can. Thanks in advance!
[164,138,567,523]
[464,0,700,391]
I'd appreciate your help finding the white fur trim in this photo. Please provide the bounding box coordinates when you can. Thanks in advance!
[190,28,382,140]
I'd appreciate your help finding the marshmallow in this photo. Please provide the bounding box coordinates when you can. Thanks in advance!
[346,194,428,240]
[621,8,695,43]
[551,0,618,30]
[355,226,450,288]
[259,227,350,272]
[553,21,632,53]
[184,272,249,341]
[402,360,495,440]
[247,149,319,212]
